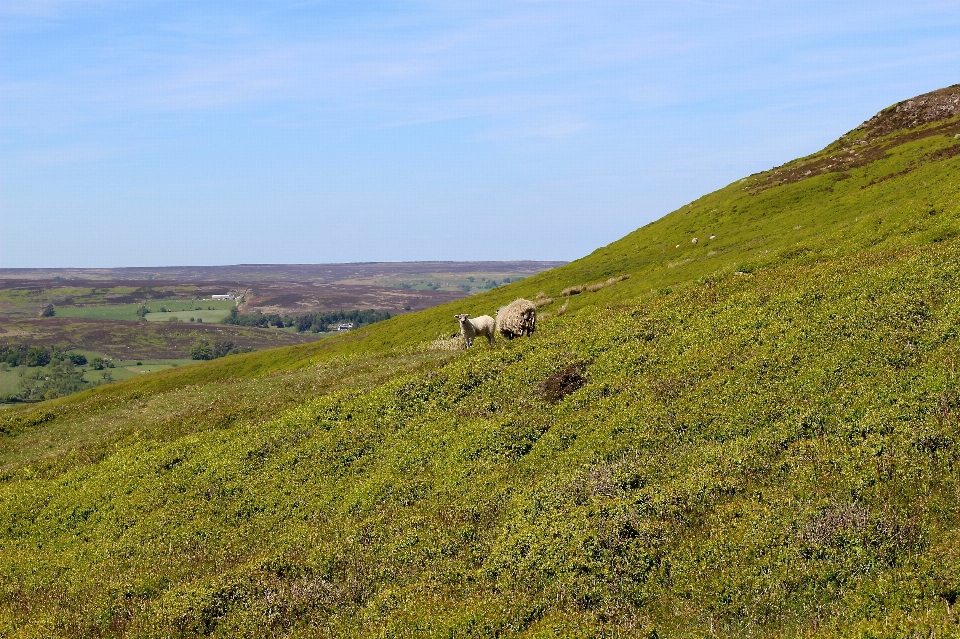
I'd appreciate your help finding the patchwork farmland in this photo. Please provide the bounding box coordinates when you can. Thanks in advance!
[0,262,563,403]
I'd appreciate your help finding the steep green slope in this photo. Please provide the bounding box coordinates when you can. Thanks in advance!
[3,87,960,637]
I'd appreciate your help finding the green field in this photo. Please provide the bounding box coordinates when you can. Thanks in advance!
[79,358,199,384]
[143,309,232,323]
[55,299,235,322]
[46,303,145,321]
[2,87,960,637]
[0,370,19,396]
[0,287,141,315]
[0,350,202,399]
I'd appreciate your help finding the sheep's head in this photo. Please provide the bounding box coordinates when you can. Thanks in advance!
[454,314,470,325]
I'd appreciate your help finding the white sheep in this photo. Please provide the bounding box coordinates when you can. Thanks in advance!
[496,298,537,339]
[454,314,496,347]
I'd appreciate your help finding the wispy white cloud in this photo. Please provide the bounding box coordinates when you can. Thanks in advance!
[3,0,960,266]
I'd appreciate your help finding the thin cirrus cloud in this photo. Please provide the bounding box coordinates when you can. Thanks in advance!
[2,0,960,267]
[7,3,691,122]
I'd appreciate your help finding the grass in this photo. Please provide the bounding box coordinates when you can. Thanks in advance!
[55,300,235,322]
[0,317,321,361]
[0,351,202,398]
[0,287,141,315]
[79,358,199,384]
[0,370,19,396]
[143,309,232,323]
[1,90,960,637]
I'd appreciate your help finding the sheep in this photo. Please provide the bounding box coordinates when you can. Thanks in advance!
[496,298,537,339]
[454,314,496,347]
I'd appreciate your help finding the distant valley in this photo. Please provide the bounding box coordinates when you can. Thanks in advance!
[0,261,563,402]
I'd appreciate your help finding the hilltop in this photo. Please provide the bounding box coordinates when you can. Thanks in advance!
[2,86,960,637]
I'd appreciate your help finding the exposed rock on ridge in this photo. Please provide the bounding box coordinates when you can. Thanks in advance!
[857,84,960,140]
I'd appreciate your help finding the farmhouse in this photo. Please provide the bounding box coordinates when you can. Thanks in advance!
[336,323,354,331]
[211,294,235,301]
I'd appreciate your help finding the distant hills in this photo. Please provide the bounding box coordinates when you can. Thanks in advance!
[2,86,960,637]
[0,261,567,284]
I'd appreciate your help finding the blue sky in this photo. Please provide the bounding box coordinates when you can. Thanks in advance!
[2,1,959,268]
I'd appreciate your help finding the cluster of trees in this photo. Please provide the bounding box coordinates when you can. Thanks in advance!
[0,346,110,403]
[189,340,254,361]
[293,310,391,333]
[223,308,391,333]
[1,345,51,367]
[222,308,289,328]
[11,358,89,402]
[88,356,114,370]
[0,345,91,368]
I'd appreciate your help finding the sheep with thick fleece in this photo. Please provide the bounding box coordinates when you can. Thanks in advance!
[496,298,537,339]
[455,314,496,347]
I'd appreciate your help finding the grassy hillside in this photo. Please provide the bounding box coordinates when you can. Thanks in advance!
[2,86,960,637]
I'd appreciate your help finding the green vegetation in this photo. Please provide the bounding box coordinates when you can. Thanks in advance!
[0,343,210,403]
[144,308,232,323]
[376,274,523,292]
[55,300,236,322]
[80,358,196,384]
[88,356,114,371]
[0,317,321,362]
[224,308,392,332]
[291,309,392,332]
[189,340,254,361]
[0,286,138,315]
[222,308,292,328]
[2,89,960,636]
[0,347,97,402]
[0,370,19,396]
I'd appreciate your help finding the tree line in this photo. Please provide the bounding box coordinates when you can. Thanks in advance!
[0,345,114,403]
[189,340,254,361]
[222,308,391,332]
[0,345,89,368]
